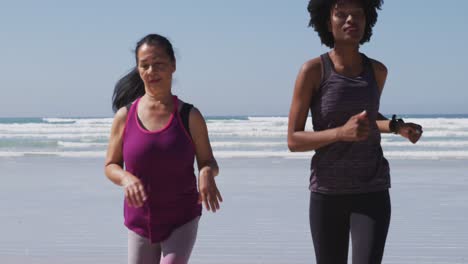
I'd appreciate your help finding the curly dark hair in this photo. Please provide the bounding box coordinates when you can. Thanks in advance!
[307,0,383,48]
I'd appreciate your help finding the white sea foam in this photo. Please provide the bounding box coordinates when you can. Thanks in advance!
[42,118,78,123]
[210,131,287,137]
[208,123,286,131]
[0,152,24,157]
[211,141,285,148]
[213,151,310,158]
[381,140,468,148]
[57,141,108,148]
[383,150,468,159]
[56,151,105,157]
[407,131,468,137]
[0,149,467,159]
[42,117,113,124]
[0,133,109,139]
[0,151,105,158]
[74,118,113,125]
[0,124,110,133]
[1,117,468,160]
[402,118,468,129]
[381,131,468,138]
[212,150,468,160]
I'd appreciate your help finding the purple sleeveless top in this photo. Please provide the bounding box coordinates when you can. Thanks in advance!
[122,95,201,243]
[309,53,390,194]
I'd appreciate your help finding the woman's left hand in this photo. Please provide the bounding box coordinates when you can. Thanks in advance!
[399,123,423,144]
[198,168,223,212]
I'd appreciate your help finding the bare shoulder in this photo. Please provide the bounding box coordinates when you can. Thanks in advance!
[300,57,322,78]
[296,56,322,94]
[189,106,204,123]
[113,106,129,129]
[369,57,388,75]
[115,106,128,122]
[188,107,209,140]
[368,57,388,92]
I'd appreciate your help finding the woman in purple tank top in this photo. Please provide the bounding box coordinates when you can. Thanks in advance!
[105,34,223,264]
[288,1,423,263]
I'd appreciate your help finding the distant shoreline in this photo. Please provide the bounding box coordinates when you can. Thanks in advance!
[1,114,468,120]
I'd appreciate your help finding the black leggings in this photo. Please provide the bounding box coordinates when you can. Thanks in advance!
[309,190,391,264]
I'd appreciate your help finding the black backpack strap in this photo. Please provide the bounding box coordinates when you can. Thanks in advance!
[180,103,194,138]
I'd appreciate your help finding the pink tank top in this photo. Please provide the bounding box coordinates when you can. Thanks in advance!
[122,95,201,243]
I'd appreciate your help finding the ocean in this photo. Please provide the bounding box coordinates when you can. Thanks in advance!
[1,115,468,160]
[1,115,468,263]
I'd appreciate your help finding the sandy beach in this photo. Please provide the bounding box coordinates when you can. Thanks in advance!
[0,156,467,263]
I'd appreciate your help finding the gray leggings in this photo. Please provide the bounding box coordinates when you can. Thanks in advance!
[128,217,199,264]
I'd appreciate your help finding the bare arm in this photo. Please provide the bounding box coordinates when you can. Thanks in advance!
[287,59,340,151]
[189,107,219,176]
[287,58,369,152]
[372,59,423,143]
[371,59,393,133]
[189,107,222,212]
[104,107,147,207]
[104,107,128,185]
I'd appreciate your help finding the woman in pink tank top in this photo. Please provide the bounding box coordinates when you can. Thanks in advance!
[105,34,223,264]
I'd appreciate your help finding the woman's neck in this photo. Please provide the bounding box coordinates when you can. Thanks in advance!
[142,90,173,109]
[330,44,362,70]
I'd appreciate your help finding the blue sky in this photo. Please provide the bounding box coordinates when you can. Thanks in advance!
[0,0,467,117]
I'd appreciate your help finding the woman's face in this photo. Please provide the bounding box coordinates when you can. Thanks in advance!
[137,43,175,91]
[329,0,366,46]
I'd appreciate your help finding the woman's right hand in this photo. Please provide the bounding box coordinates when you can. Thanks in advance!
[337,110,370,142]
[121,173,147,208]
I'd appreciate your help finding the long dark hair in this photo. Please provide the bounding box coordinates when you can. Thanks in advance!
[112,34,176,112]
